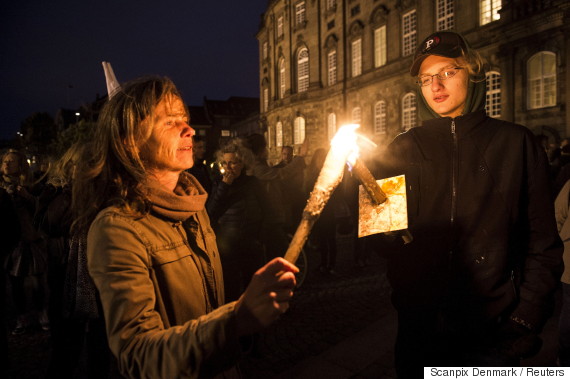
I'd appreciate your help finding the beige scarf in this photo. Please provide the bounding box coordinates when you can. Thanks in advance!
[145,172,207,221]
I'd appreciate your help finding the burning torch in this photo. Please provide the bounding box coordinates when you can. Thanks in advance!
[283,123,410,265]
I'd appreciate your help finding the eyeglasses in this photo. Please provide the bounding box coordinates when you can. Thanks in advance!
[220,160,241,166]
[416,67,464,87]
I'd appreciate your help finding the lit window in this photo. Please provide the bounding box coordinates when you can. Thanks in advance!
[437,0,454,31]
[328,50,337,86]
[528,51,557,109]
[277,16,284,37]
[294,116,306,144]
[480,0,501,25]
[298,48,309,93]
[279,58,286,99]
[374,26,387,68]
[402,10,417,57]
[267,124,273,148]
[374,101,387,134]
[296,1,306,25]
[263,87,269,112]
[328,113,336,140]
[352,38,362,77]
[402,93,417,131]
[486,71,501,118]
[276,122,283,147]
[352,107,361,123]
[263,41,268,59]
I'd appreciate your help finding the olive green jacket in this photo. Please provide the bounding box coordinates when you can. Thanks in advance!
[87,201,242,378]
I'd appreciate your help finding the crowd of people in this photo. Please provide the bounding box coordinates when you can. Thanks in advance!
[0,29,568,378]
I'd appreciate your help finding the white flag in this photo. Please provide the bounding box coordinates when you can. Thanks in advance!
[102,61,120,99]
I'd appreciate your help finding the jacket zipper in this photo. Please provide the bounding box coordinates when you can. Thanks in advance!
[451,118,457,227]
[449,119,458,266]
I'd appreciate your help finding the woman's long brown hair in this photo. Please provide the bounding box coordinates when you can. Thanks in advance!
[71,76,183,234]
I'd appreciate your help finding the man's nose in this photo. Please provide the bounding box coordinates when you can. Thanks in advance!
[430,76,444,90]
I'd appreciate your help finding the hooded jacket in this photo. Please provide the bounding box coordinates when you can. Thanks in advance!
[87,173,243,379]
[378,109,562,333]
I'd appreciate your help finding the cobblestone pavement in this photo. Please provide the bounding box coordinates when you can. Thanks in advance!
[239,235,397,378]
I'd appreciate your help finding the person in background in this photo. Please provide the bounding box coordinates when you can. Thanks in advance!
[555,179,570,367]
[304,148,346,275]
[274,146,293,168]
[207,138,268,301]
[72,76,298,378]
[246,134,307,259]
[553,143,570,197]
[186,134,212,193]
[1,149,49,335]
[274,145,306,233]
[373,31,562,377]
[0,185,21,374]
[36,143,113,378]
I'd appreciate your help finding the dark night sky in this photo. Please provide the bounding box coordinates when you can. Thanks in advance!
[0,0,269,140]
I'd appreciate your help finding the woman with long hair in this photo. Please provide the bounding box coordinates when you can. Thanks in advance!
[72,76,298,378]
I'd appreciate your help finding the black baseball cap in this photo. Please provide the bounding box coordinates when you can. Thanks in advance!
[410,31,468,76]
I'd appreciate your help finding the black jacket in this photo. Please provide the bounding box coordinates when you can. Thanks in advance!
[376,110,562,332]
[206,174,267,239]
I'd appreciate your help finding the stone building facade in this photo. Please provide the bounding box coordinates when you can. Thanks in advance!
[256,0,569,162]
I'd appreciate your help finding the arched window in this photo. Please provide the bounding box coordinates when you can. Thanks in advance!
[374,25,387,68]
[328,50,337,86]
[297,48,309,93]
[294,116,306,145]
[327,113,336,140]
[527,51,556,109]
[402,10,417,57]
[486,71,501,118]
[276,122,283,147]
[402,93,417,131]
[279,58,286,99]
[374,101,387,134]
[352,107,361,123]
[436,0,454,31]
[352,38,362,77]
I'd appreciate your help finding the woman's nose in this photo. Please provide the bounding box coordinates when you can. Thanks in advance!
[180,121,194,138]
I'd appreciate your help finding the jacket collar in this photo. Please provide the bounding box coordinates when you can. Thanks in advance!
[420,110,488,139]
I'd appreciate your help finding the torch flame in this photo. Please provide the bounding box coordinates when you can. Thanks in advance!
[330,123,359,150]
[311,124,360,194]
[331,123,361,167]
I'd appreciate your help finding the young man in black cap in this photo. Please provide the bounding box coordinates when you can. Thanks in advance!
[374,31,562,376]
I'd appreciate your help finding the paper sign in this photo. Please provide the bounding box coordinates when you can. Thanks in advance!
[358,175,408,238]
